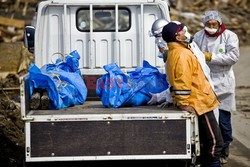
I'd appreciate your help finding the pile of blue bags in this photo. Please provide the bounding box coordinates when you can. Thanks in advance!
[96,60,169,108]
[29,50,87,109]
[29,51,168,109]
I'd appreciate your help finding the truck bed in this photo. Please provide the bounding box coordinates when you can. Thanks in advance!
[20,75,184,119]
[21,74,199,162]
[27,101,183,116]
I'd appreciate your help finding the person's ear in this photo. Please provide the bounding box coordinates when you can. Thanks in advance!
[175,35,182,42]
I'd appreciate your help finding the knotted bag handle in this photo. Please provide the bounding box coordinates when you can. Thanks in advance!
[51,52,67,64]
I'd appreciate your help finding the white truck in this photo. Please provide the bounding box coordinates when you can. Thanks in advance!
[21,0,200,166]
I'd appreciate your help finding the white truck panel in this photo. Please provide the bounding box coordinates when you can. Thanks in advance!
[35,1,170,75]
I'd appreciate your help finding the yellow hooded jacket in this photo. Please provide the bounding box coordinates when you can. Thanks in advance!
[166,42,219,116]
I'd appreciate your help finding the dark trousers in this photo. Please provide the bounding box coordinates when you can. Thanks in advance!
[199,111,223,166]
[219,109,233,157]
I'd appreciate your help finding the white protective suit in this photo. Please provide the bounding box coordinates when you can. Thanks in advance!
[193,29,240,112]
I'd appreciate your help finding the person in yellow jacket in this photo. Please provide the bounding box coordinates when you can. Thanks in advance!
[162,22,223,167]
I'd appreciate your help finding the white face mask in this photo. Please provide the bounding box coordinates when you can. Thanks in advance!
[155,37,168,60]
[183,26,193,43]
[155,37,167,49]
[205,26,218,34]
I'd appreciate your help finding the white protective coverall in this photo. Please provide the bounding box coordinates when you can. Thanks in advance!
[193,29,240,112]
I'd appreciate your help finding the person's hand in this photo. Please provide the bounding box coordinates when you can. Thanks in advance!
[147,93,157,105]
[179,105,196,114]
[202,51,212,61]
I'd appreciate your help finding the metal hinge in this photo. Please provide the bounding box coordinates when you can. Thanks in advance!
[47,116,57,121]
[181,113,195,118]
[22,116,34,121]
[161,115,168,119]
[103,116,112,120]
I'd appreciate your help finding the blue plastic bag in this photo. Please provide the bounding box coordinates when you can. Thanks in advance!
[29,50,87,109]
[96,60,168,108]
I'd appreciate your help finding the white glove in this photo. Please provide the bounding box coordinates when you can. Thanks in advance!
[157,101,172,108]
[147,93,158,105]
[165,88,173,104]
[157,88,173,108]
[157,90,168,103]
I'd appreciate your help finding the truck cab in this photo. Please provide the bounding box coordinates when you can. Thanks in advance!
[22,0,200,166]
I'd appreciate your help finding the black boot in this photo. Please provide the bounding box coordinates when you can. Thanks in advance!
[220,147,229,164]
[30,89,42,109]
[40,91,50,110]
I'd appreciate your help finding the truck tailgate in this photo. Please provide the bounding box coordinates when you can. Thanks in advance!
[25,101,196,162]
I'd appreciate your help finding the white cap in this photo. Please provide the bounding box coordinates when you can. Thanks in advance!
[203,10,222,25]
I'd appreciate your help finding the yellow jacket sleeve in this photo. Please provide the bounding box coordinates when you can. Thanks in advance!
[171,52,193,107]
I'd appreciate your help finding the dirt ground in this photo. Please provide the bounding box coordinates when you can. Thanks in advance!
[225,87,250,167]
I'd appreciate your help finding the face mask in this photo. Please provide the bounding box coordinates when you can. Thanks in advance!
[183,26,193,43]
[155,37,168,61]
[205,26,218,34]
[155,37,167,50]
